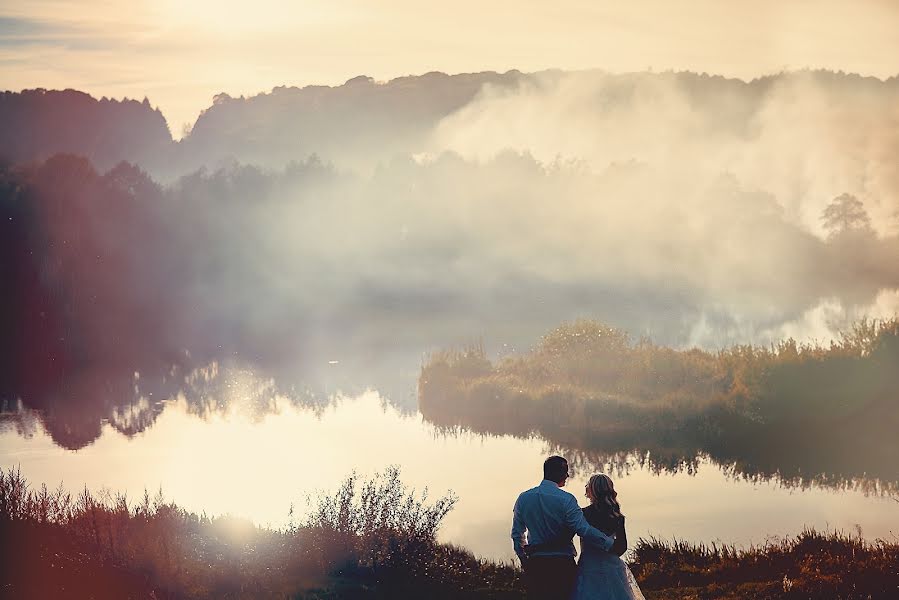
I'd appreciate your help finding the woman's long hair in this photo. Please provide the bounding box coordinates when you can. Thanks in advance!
[588,473,623,518]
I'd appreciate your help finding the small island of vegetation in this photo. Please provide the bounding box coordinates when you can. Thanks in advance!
[419,318,899,489]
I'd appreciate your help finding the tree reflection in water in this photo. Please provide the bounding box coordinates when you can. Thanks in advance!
[0,360,333,451]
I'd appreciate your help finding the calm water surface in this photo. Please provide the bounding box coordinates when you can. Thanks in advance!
[2,373,897,562]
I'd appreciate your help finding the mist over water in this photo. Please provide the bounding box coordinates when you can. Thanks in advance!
[4,72,898,357]
[161,71,899,348]
[427,71,899,340]
[3,70,899,456]
[2,71,898,551]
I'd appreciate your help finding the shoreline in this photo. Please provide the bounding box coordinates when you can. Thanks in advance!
[3,467,897,599]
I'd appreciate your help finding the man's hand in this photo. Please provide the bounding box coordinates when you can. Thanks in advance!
[517,544,530,567]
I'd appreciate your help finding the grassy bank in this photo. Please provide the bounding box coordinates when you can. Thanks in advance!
[418,319,899,488]
[632,530,899,599]
[0,467,519,599]
[2,468,897,599]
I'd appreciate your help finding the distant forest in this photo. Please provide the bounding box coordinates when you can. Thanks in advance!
[4,69,899,179]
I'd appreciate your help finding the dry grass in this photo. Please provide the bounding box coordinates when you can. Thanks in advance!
[419,318,899,487]
[3,468,897,598]
[0,466,521,599]
[633,530,899,600]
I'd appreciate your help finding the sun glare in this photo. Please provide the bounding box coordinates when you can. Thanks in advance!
[157,0,345,34]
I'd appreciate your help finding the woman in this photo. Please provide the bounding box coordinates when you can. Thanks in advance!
[571,474,645,600]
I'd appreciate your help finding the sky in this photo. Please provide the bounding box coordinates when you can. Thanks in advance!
[2,1,899,138]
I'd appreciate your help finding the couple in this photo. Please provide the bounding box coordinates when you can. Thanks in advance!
[511,456,645,600]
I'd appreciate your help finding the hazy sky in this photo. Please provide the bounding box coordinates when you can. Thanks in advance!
[2,1,898,136]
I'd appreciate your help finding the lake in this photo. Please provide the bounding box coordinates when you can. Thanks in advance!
[2,361,897,562]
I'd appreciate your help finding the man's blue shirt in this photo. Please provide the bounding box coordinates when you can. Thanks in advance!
[511,479,615,560]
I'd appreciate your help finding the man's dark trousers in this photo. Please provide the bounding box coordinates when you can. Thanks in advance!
[523,555,577,600]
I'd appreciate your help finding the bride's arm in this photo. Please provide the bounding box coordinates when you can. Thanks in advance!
[612,517,627,557]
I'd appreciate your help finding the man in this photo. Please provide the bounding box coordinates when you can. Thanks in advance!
[512,456,615,599]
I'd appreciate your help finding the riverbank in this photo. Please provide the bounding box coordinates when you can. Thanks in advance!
[418,319,899,488]
[3,468,898,599]
[0,466,519,599]
[631,530,899,599]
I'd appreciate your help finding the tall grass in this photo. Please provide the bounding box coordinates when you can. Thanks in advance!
[419,318,899,488]
[3,468,897,598]
[301,466,458,583]
[631,529,899,599]
[0,465,320,598]
[0,466,521,599]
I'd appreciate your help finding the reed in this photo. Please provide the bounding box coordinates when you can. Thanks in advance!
[2,468,897,598]
[419,318,899,487]
[631,529,899,599]
[0,466,521,599]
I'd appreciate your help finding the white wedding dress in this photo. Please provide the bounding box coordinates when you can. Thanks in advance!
[571,549,646,600]
[571,509,646,600]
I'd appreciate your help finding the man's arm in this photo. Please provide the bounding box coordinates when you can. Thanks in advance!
[511,496,528,562]
[564,496,614,551]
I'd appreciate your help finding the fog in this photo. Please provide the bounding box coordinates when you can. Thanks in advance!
[425,71,899,343]
[170,72,899,352]
[135,168,899,367]
[432,71,899,235]
[5,70,899,386]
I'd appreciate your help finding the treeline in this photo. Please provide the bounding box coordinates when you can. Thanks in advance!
[4,69,899,179]
[3,468,896,599]
[0,89,171,172]
[418,319,899,488]
[0,154,333,396]
[1,154,184,401]
[0,72,528,176]
[0,154,332,449]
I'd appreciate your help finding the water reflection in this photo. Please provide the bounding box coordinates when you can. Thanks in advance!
[3,359,898,500]
[558,447,899,498]
[1,360,351,450]
[1,392,897,564]
[423,401,899,497]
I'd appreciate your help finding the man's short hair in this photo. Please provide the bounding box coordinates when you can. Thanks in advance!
[543,456,569,483]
